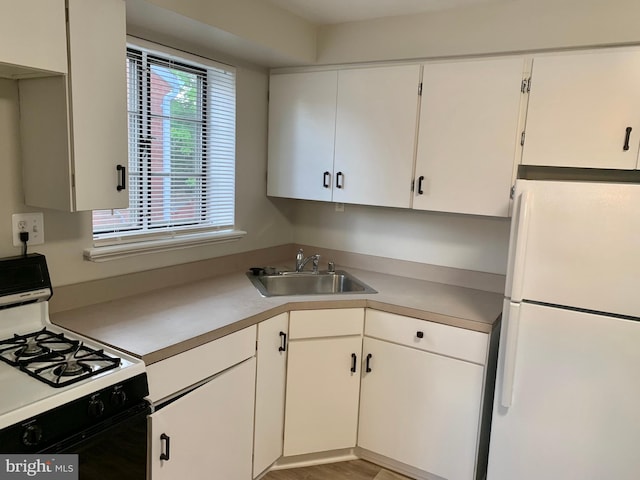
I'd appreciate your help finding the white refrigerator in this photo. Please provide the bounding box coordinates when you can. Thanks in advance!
[487,179,640,480]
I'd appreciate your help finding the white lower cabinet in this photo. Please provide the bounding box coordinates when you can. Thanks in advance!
[149,357,256,479]
[253,313,289,477]
[283,309,364,456]
[359,338,484,480]
[146,326,257,480]
[358,310,489,480]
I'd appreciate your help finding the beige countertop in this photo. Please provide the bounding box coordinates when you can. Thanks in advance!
[51,267,503,365]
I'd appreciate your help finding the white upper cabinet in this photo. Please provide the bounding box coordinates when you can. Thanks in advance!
[267,71,337,201]
[521,49,640,170]
[414,57,526,217]
[0,0,67,77]
[333,65,421,208]
[267,64,421,208]
[20,0,128,211]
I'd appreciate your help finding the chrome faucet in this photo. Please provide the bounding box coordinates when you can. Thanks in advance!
[295,249,320,273]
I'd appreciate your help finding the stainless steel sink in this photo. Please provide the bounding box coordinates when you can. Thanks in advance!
[246,270,377,297]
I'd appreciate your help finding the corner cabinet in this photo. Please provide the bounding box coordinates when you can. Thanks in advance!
[268,65,420,208]
[521,48,640,170]
[283,309,364,456]
[413,57,526,217]
[253,313,289,478]
[358,310,490,480]
[19,0,129,211]
[147,326,257,480]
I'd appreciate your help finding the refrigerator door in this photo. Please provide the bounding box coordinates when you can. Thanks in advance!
[488,302,640,480]
[505,180,640,318]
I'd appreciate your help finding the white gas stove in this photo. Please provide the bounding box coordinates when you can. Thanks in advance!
[0,254,148,463]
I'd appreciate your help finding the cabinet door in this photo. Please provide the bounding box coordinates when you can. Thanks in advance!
[414,58,525,217]
[67,0,128,210]
[149,357,256,480]
[283,336,362,456]
[359,337,484,480]
[19,0,128,211]
[253,313,288,477]
[522,49,640,169]
[0,0,67,76]
[333,65,421,208]
[267,71,337,201]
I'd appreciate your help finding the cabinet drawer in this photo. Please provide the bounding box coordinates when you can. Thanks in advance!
[289,308,364,339]
[365,310,487,364]
[147,325,256,403]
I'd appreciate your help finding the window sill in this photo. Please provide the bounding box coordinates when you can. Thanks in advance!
[84,230,247,262]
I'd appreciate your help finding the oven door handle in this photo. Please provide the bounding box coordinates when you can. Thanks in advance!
[160,433,171,461]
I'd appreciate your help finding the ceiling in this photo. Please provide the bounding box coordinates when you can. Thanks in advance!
[265,0,516,25]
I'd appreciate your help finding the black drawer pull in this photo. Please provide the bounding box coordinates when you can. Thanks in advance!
[417,175,424,195]
[278,331,287,352]
[336,171,344,189]
[160,433,170,461]
[416,331,424,339]
[365,353,373,373]
[351,353,357,373]
[623,127,632,151]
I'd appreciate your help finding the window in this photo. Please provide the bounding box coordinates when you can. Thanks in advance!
[90,42,240,259]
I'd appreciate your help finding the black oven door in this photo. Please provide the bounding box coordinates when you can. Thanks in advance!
[44,401,150,480]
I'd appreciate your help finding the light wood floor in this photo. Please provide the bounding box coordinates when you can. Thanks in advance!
[262,460,411,480]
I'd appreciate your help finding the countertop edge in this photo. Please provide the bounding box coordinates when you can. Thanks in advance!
[139,298,497,365]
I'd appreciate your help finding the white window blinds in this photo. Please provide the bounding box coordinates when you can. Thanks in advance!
[92,45,236,244]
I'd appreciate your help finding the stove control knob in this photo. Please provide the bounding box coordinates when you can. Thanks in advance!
[22,424,43,447]
[111,388,127,407]
[88,397,105,418]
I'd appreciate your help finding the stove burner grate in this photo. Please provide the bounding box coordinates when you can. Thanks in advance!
[0,328,79,365]
[0,328,121,388]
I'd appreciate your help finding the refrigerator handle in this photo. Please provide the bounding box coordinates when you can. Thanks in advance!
[500,303,521,408]
[509,190,532,302]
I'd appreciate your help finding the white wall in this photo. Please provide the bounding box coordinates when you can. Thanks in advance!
[0,64,294,287]
[290,202,510,275]
[317,0,640,64]
[127,0,317,66]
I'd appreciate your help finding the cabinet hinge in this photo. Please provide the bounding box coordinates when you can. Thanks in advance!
[411,178,415,192]
[510,185,516,200]
[418,82,422,96]
[520,131,526,146]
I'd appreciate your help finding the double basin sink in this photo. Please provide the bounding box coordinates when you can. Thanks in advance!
[246,269,377,297]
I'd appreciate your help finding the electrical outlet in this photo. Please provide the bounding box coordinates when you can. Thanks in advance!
[12,213,45,247]
[335,203,345,212]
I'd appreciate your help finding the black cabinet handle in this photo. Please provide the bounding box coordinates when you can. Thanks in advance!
[160,433,170,461]
[323,171,331,188]
[416,331,424,339]
[278,331,287,352]
[623,127,632,151]
[336,171,344,189]
[116,164,126,191]
[350,353,357,373]
[365,353,373,373]
[417,175,424,195]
